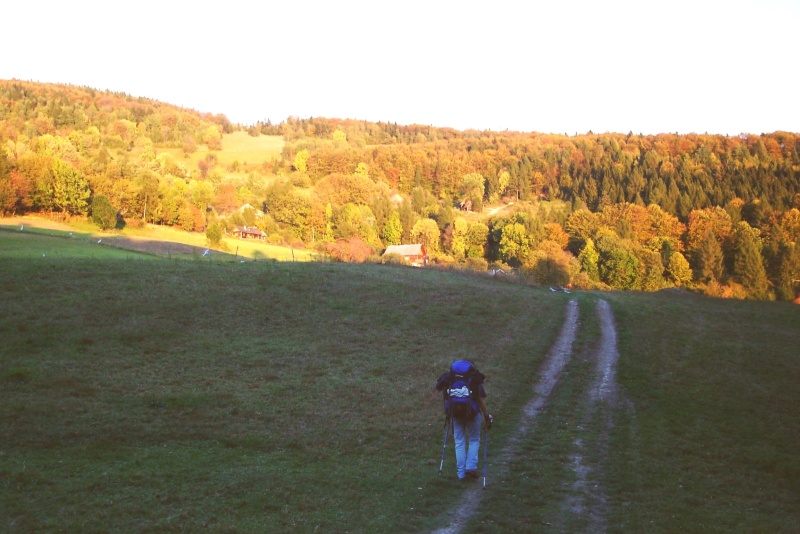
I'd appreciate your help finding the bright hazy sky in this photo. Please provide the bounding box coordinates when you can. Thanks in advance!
[2,0,798,136]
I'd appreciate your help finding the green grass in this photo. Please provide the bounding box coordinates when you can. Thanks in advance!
[0,233,566,531]
[0,221,317,262]
[603,291,800,532]
[223,237,317,262]
[1,234,798,532]
[213,132,284,167]
[119,224,318,262]
[0,229,158,261]
[473,292,800,533]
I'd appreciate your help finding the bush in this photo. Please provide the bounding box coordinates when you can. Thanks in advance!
[704,280,748,299]
[464,257,488,272]
[380,253,404,265]
[326,237,373,263]
[206,222,223,246]
[91,195,118,230]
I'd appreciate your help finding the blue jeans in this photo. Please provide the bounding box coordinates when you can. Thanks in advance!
[452,416,481,479]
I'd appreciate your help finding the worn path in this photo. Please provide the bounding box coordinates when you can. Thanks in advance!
[431,299,621,533]
[432,300,580,534]
[557,299,620,532]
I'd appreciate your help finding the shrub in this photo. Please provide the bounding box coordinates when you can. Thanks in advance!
[464,257,488,272]
[206,222,223,246]
[326,237,373,263]
[380,253,404,265]
[91,195,118,230]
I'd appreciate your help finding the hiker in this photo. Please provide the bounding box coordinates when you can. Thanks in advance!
[435,360,493,480]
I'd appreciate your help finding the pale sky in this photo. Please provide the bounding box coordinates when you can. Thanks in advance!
[2,0,798,135]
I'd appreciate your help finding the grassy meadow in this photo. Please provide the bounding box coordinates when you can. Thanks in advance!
[1,231,798,532]
[165,132,284,170]
[0,219,317,263]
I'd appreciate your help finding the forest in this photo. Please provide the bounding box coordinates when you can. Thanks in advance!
[1,80,799,300]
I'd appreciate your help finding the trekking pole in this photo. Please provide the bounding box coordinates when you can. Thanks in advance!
[482,426,488,489]
[438,418,450,475]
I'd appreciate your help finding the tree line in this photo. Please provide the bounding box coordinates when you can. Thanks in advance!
[1,81,798,300]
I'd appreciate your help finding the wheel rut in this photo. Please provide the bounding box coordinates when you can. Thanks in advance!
[556,299,620,532]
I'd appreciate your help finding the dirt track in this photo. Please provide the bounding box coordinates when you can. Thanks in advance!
[433,299,620,533]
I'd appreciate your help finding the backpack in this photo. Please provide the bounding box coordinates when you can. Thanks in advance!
[436,360,485,422]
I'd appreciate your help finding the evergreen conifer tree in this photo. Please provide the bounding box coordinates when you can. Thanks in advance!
[697,230,724,282]
[734,234,770,300]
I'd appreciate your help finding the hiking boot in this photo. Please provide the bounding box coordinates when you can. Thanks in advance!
[465,470,479,479]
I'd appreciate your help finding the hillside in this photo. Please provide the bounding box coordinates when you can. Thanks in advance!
[1,233,798,531]
[1,80,799,301]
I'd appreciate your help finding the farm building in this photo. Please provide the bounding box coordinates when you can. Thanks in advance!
[382,244,427,267]
[231,225,266,240]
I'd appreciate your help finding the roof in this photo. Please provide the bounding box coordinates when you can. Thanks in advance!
[234,225,266,235]
[383,244,425,256]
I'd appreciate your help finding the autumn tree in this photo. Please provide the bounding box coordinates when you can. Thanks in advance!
[634,247,666,291]
[448,217,469,258]
[177,202,203,232]
[544,222,570,250]
[336,203,381,248]
[326,236,373,263]
[189,180,214,214]
[214,183,239,214]
[51,159,90,215]
[687,206,733,253]
[354,162,369,178]
[666,251,693,287]
[0,170,32,216]
[411,218,441,252]
[206,220,223,246]
[647,204,685,251]
[314,172,377,206]
[135,170,160,222]
[595,233,639,289]
[465,222,489,259]
[529,240,576,286]
[398,197,417,243]
[382,210,403,246]
[495,171,510,201]
[265,183,311,239]
[578,238,600,282]
[293,149,309,174]
[201,126,222,151]
[565,208,599,250]
[459,173,485,212]
[499,222,533,267]
[411,186,438,218]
